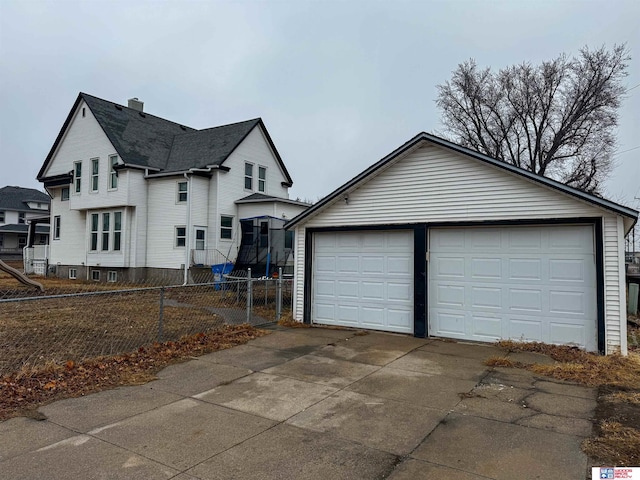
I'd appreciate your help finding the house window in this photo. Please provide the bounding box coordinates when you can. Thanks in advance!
[69,268,77,280]
[177,181,188,202]
[101,213,110,250]
[107,271,117,282]
[285,230,294,249]
[0,211,4,223]
[53,216,61,240]
[91,158,99,192]
[109,155,118,189]
[258,166,266,193]
[38,235,47,244]
[91,270,100,281]
[90,213,99,251]
[0,234,3,247]
[61,187,70,201]
[195,228,206,250]
[18,212,25,224]
[18,235,27,247]
[74,161,82,193]
[220,216,233,239]
[175,226,186,247]
[244,163,253,190]
[113,212,122,251]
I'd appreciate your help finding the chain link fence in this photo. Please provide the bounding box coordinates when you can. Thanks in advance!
[0,271,293,376]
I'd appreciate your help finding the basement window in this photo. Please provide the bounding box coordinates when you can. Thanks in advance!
[91,270,100,281]
[107,271,117,283]
[69,268,77,280]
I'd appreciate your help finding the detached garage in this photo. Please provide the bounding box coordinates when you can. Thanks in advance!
[287,133,638,355]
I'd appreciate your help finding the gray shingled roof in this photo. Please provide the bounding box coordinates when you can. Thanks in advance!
[39,93,293,184]
[0,186,50,212]
[82,93,196,170]
[165,119,260,173]
[236,192,311,206]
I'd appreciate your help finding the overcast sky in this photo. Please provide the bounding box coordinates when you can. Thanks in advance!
[1,0,638,210]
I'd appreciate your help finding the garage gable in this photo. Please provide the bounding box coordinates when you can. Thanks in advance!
[303,142,607,228]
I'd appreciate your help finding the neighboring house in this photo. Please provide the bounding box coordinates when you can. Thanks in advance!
[287,132,639,355]
[0,186,50,259]
[37,93,308,282]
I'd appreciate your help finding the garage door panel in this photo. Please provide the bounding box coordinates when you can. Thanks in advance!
[315,279,335,297]
[549,290,587,315]
[361,281,384,301]
[336,280,359,299]
[549,259,587,283]
[313,230,413,334]
[470,229,502,249]
[508,318,543,342]
[508,258,542,281]
[435,284,465,307]
[549,322,586,347]
[471,286,502,309]
[315,303,336,322]
[508,229,542,250]
[361,256,385,274]
[433,311,466,335]
[388,255,412,275]
[387,308,412,329]
[509,288,543,312]
[471,315,502,339]
[361,307,385,327]
[430,226,597,351]
[471,258,502,279]
[435,257,465,277]
[388,282,412,302]
[337,304,359,323]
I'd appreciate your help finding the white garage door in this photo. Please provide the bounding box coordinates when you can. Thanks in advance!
[429,225,597,351]
[313,230,414,333]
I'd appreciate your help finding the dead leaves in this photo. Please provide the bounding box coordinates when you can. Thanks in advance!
[0,325,268,421]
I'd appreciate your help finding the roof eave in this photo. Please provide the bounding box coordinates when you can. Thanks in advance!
[286,132,639,230]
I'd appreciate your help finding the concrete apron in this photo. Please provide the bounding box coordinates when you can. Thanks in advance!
[0,326,597,480]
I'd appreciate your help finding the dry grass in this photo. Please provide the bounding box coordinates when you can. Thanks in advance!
[583,421,640,466]
[492,340,640,388]
[0,325,268,420]
[277,312,310,328]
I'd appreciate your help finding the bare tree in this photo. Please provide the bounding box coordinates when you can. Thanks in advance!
[436,45,629,194]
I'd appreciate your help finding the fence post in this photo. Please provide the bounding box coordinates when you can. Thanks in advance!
[246,268,252,324]
[276,267,282,321]
[158,287,165,343]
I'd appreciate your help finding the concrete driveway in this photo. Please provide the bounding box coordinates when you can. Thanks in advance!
[0,326,596,479]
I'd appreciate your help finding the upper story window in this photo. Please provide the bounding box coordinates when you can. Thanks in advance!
[258,166,267,193]
[244,163,253,190]
[18,212,25,224]
[53,216,61,240]
[91,158,99,192]
[177,181,188,202]
[0,210,5,223]
[109,155,118,189]
[74,161,82,193]
[61,187,70,201]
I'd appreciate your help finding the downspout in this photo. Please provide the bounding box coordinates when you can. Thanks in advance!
[183,172,192,285]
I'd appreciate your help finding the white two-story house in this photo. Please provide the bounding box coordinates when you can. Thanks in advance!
[37,93,308,282]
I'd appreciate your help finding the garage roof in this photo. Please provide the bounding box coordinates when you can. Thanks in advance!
[286,132,638,233]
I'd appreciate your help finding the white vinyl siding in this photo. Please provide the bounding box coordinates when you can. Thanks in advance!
[305,144,603,228]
